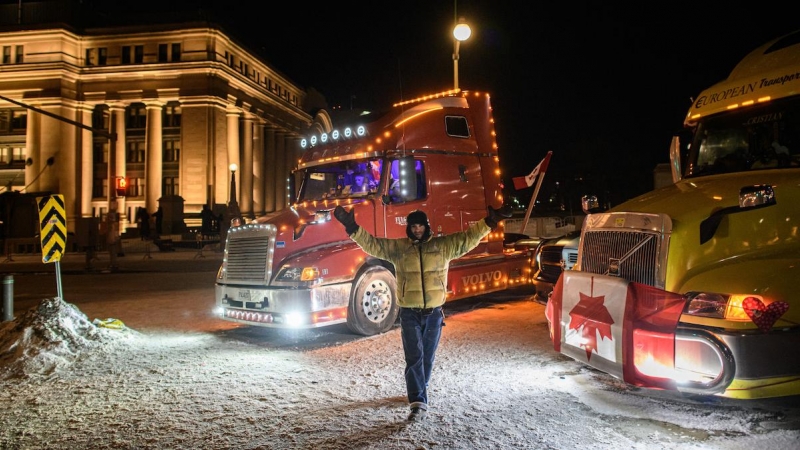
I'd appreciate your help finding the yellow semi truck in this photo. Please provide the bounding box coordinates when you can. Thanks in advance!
[546,30,800,399]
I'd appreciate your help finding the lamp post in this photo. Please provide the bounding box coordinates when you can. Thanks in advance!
[227,163,241,221]
[220,163,242,250]
[452,17,472,90]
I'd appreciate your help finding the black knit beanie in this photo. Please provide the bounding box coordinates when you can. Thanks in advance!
[406,210,431,242]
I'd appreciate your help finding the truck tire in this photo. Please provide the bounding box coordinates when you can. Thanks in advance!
[346,266,399,336]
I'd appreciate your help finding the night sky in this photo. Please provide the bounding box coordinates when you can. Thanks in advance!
[89,1,799,207]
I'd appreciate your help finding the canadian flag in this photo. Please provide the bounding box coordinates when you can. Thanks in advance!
[545,271,685,390]
[512,151,552,190]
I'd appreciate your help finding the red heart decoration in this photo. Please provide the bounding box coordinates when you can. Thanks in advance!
[742,297,789,332]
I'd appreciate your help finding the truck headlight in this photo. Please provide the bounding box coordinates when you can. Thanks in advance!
[275,266,320,282]
[683,292,760,321]
[301,267,320,281]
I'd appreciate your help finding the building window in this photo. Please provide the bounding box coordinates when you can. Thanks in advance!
[127,105,146,129]
[93,178,106,198]
[163,140,180,162]
[163,177,179,196]
[92,108,110,130]
[122,46,131,64]
[85,48,94,66]
[131,177,145,197]
[98,47,107,65]
[134,45,144,64]
[163,104,181,127]
[0,146,25,165]
[3,46,10,64]
[14,45,22,64]
[158,44,168,62]
[11,110,26,131]
[171,43,181,62]
[93,142,107,164]
[0,109,26,134]
[126,141,145,163]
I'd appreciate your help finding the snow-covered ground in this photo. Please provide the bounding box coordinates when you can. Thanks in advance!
[0,253,799,449]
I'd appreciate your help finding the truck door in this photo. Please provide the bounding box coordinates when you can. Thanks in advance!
[380,157,428,239]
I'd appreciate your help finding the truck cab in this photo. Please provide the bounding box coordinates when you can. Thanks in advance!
[546,30,800,399]
[216,90,536,335]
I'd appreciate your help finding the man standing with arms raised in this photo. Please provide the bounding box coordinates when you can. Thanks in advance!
[333,205,509,421]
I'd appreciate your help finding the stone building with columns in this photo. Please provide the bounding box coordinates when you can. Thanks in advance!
[0,2,330,235]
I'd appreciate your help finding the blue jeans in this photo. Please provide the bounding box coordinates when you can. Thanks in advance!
[399,306,444,408]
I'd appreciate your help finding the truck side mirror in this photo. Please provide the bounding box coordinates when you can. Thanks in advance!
[398,156,418,201]
[581,195,602,214]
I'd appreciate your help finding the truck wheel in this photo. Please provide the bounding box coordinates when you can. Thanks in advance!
[346,266,399,336]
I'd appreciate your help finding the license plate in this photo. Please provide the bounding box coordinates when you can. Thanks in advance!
[237,290,251,301]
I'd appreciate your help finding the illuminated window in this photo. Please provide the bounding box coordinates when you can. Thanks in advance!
[163,139,180,162]
[11,110,26,131]
[134,45,143,64]
[92,107,109,130]
[163,103,181,127]
[126,141,145,163]
[93,141,107,164]
[126,105,146,129]
[163,177,179,196]
[92,177,107,198]
[0,109,26,134]
[131,177,145,197]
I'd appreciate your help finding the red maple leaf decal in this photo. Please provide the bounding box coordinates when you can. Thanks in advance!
[568,284,615,360]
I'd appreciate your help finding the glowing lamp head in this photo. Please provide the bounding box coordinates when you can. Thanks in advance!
[453,20,471,42]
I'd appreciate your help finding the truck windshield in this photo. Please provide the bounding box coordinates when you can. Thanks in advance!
[298,159,383,201]
[687,98,800,177]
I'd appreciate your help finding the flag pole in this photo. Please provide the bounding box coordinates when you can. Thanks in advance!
[519,168,547,235]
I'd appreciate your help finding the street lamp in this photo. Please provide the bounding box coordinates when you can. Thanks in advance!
[227,163,241,222]
[229,163,238,206]
[221,163,242,250]
[452,17,471,90]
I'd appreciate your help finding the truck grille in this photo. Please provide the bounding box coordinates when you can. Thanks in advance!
[578,213,671,289]
[224,227,275,282]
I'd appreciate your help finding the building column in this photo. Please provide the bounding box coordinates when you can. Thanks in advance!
[226,108,240,204]
[252,121,265,217]
[145,101,163,213]
[274,132,286,211]
[24,108,40,192]
[110,104,127,222]
[38,105,62,194]
[78,104,93,218]
[263,127,276,213]
[241,113,254,218]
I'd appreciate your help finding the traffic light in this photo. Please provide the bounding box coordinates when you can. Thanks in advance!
[115,177,127,197]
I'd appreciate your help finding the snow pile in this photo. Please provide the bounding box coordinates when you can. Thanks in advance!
[0,297,138,379]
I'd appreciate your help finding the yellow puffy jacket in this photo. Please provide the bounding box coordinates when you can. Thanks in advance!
[350,220,491,309]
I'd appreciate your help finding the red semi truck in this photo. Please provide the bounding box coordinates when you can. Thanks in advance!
[215,90,538,335]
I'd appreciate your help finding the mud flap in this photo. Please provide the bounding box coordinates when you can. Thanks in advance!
[546,272,685,391]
